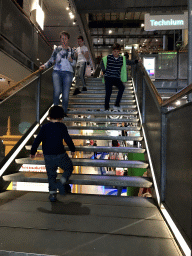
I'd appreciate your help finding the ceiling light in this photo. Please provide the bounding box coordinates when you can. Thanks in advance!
[141,23,144,27]
[109,30,112,34]
[175,100,181,105]
[66,7,69,10]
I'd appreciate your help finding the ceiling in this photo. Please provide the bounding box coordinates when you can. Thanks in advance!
[41,0,188,57]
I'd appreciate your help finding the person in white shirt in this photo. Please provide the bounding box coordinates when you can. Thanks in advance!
[73,36,89,95]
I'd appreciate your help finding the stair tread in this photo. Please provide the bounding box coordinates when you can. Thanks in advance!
[25,145,145,153]
[68,104,137,108]
[63,117,139,122]
[67,110,138,115]
[67,125,141,130]
[69,134,143,141]
[15,157,148,168]
[3,172,152,187]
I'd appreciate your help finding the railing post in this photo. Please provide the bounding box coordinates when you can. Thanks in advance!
[160,107,167,202]
[36,72,41,123]
[142,78,146,124]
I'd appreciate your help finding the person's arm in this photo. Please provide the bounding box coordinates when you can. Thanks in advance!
[100,59,106,73]
[40,48,57,70]
[126,59,138,65]
[30,126,44,157]
[62,125,76,153]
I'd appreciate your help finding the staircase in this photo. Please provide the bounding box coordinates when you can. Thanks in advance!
[0,78,182,255]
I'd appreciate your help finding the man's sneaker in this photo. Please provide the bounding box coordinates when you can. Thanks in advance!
[113,105,122,112]
[57,181,65,195]
[73,88,81,95]
[82,86,87,91]
[49,193,57,202]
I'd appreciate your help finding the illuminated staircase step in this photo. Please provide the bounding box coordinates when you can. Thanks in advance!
[67,110,138,115]
[3,173,151,187]
[25,145,145,154]
[15,157,148,168]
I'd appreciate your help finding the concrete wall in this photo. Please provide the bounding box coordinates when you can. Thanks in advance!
[0,51,32,82]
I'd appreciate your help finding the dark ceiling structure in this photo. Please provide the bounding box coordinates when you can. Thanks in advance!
[42,0,188,58]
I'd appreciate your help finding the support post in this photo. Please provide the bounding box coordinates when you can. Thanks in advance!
[160,107,167,202]
[142,78,146,124]
[188,0,192,101]
[36,72,41,123]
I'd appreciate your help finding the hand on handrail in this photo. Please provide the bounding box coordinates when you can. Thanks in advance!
[39,65,45,70]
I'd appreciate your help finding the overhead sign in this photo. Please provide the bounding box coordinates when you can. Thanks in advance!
[144,12,188,31]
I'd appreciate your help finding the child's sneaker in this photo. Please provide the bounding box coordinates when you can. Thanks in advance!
[49,193,57,202]
[57,181,65,195]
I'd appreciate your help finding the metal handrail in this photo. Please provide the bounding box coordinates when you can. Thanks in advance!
[132,47,192,108]
[0,69,41,99]
[162,83,192,107]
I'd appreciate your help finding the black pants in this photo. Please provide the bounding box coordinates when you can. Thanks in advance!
[105,77,125,110]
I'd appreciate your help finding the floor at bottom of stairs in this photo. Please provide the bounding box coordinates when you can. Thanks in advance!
[0,190,182,256]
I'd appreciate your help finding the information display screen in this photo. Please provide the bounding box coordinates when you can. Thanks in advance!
[143,57,155,79]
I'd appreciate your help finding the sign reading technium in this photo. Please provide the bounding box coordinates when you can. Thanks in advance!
[144,12,188,31]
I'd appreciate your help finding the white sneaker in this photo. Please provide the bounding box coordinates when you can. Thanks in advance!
[113,106,122,112]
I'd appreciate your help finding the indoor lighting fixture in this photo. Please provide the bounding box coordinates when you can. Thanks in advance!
[109,30,112,34]
[141,23,144,27]
[175,100,181,105]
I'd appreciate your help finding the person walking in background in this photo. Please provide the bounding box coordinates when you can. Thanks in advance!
[30,106,75,202]
[73,36,89,95]
[39,31,76,117]
[100,43,138,112]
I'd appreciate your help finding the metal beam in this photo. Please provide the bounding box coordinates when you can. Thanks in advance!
[73,0,187,13]
[89,20,143,28]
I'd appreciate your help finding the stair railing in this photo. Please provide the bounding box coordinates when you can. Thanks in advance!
[132,46,192,254]
[0,67,53,187]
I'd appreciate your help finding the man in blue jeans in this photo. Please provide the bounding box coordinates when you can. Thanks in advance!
[30,106,75,202]
[73,36,89,95]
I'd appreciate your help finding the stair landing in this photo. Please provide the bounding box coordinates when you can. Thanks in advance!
[0,191,182,256]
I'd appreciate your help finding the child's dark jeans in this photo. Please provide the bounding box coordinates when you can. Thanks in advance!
[44,153,73,194]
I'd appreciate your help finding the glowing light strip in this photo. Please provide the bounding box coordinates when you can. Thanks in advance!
[161,204,191,256]
[0,106,51,177]
[132,79,161,205]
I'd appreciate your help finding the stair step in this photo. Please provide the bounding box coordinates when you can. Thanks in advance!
[15,157,148,168]
[3,173,151,187]
[67,110,138,115]
[67,125,141,131]
[70,88,134,92]
[68,100,135,105]
[69,92,134,97]
[69,98,135,103]
[68,104,137,109]
[26,145,145,154]
[69,134,143,141]
[63,117,139,123]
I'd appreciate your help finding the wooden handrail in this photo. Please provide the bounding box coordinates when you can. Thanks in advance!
[0,69,41,99]
[162,83,192,107]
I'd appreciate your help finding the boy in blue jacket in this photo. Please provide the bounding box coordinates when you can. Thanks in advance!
[31,106,75,202]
